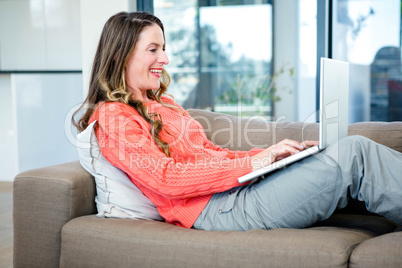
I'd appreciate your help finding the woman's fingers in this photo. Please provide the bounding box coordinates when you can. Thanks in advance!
[300,140,319,149]
[251,139,320,171]
[272,144,301,157]
[277,139,304,150]
[270,140,320,161]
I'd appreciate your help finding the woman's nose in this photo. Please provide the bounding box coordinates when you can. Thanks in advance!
[159,50,169,65]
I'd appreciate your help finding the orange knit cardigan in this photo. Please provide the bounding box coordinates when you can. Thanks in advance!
[90,97,263,228]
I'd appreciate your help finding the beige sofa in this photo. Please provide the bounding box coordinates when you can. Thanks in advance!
[13,109,402,268]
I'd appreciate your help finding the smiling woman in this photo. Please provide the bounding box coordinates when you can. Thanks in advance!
[72,11,402,232]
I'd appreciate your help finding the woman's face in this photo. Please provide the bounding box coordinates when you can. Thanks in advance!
[125,23,169,101]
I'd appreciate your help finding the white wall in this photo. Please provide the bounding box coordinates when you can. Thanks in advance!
[80,0,136,95]
[0,73,84,181]
[0,75,19,181]
[13,73,84,173]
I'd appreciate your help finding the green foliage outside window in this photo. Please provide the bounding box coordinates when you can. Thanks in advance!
[217,64,294,110]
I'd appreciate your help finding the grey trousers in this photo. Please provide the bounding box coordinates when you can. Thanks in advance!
[193,135,402,231]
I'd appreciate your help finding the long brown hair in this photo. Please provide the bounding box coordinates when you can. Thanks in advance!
[72,12,177,156]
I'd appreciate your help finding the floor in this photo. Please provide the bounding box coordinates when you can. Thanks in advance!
[0,182,13,268]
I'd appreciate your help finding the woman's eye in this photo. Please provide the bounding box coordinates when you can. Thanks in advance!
[150,49,157,53]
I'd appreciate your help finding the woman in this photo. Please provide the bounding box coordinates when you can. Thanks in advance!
[73,11,402,231]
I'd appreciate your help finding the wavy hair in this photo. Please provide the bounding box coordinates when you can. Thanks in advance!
[72,12,177,156]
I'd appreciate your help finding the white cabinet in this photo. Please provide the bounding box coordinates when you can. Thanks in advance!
[0,0,81,71]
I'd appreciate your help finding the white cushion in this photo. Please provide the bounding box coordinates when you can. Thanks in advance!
[76,121,163,221]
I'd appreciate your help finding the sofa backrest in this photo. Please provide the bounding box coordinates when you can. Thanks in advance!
[187,109,402,153]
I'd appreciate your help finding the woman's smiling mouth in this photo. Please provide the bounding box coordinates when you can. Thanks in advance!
[150,68,162,77]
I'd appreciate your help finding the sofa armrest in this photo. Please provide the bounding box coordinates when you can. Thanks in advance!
[13,161,96,268]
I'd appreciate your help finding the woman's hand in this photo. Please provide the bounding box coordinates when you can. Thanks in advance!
[250,139,319,171]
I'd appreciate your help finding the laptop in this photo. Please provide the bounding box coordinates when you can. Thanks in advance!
[238,57,349,184]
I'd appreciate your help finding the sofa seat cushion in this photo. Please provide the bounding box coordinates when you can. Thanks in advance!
[349,231,402,268]
[61,215,376,268]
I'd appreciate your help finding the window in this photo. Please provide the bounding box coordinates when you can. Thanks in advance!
[153,0,274,118]
[332,0,402,122]
[145,0,402,122]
